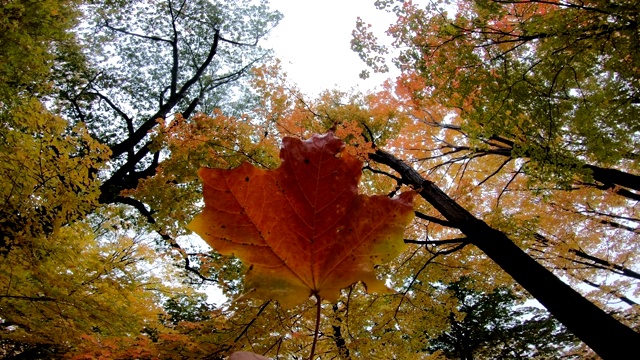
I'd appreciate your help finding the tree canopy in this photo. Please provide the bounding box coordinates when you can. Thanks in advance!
[1,0,638,359]
[424,277,579,359]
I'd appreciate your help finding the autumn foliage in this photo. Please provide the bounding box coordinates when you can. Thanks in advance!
[189,133,415,308]
[2,0,640,359]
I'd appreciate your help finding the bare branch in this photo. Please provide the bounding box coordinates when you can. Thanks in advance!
[404,237,469,246]
[86,90,134,134]
[476,157,512,188]
[582,279,638,307]
[233,300,271,343]
[414,211,454,228]
[114,196,218,284]
[219,35,259,47]
[0,295,57,302]
[109,30,221,159]
[102,21,172,43]
[363,164,402,183]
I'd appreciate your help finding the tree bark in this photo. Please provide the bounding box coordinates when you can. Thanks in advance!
[369,149,640,359]
[585,164,640,192]
[332,304,351,359]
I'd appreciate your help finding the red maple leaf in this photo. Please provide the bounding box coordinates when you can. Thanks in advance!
[188,133,415,308]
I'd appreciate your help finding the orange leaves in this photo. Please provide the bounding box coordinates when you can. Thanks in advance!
[250,62,317,138]
[188,133,415,308]
[155,111,277,170]
[334,120,375,160]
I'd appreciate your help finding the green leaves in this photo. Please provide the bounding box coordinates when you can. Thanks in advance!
[426,278,579,359]
[386,0,640,181]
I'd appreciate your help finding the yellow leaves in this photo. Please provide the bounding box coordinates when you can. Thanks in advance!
[0,0,81,102]
[127,110,282,237]
[0,98,109,247]
[171,110,279,169]
[0,213,176,354]
[70,335,160,360]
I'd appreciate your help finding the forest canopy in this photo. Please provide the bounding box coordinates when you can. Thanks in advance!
[0,0,638,359]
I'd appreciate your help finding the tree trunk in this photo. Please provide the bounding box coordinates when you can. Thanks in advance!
[370,149,640,359]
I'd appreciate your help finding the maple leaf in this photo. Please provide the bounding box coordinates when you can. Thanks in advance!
[188,133,415,308]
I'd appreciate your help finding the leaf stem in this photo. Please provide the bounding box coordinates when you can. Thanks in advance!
[309,293,322,360]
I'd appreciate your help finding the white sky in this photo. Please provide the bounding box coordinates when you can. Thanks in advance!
[263,0,397,95]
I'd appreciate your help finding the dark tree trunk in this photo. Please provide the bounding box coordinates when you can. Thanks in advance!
[584,164,640,192]
[331,304,351,359]
[369,149,640,359]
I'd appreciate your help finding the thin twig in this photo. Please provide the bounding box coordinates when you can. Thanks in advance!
[404,238,469,245]
[233,300,271,343]
[309,293,322,360]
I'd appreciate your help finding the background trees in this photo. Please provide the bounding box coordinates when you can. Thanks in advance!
[424,278,579,359]
[349,0,640,357]
[358,0,639,178]
[63,0,281,209]
[0,0,81,104]
[1,0,281,358]
[1,0,638,358]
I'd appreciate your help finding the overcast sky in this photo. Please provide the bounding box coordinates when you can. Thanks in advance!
[263,0,397,95]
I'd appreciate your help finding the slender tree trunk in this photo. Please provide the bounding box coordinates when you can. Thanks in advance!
[370,149,640,359]
[332,304,351,359]
[584,164,640,192]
